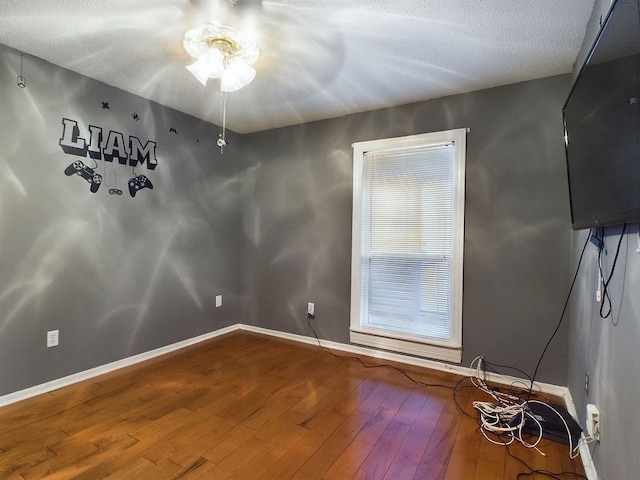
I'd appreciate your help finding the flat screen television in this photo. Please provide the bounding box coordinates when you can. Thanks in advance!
[563,0,640,230]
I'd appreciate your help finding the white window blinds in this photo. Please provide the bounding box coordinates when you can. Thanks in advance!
[362,143,454,340]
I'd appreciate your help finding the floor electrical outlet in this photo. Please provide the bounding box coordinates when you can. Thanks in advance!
[586,404,600,441]
[47,330,59,348]
[307,302,315,317]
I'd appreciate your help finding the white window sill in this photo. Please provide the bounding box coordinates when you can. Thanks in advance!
[350,328,462,364]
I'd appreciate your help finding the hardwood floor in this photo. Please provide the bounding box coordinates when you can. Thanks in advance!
[0,331,586,479]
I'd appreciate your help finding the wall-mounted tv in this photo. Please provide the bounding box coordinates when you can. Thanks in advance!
[563,0,640,230]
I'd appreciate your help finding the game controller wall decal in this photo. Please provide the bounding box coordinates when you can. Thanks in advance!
[58,117,158,198]
[128,174,153,197]
[105,172,123,196]
[64,160,103,193]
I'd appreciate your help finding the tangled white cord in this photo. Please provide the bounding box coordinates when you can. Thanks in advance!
[473,399,546,454]
[469,357,594,458]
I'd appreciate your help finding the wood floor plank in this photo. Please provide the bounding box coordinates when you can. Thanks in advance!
[0,331,586,479]
[34,434,141,480]
[175,458,219,479]
[291,412,372,479]
[412,374,481,480]
[412,409,459,480]
[354,419,412,479]
[289,384,354,430]
[393,386,430,426]
[258,411,346,480]
[0,427,70,461]
[443,427,482,480]
[143,411,234,464]
[442,415,482,479]
[322,406,398,480]
[221,419,308,480]
[200,424,257,464]
[167,416,236,467]
[103,457,159,480]
[242,391,305,432]
[382,387,446,480]
[20,436,100,480]
[0,442,57,479]
[331,370,387,417]
[199,435,273,480]
[474,458,504,480]
[323,380,415,479]
[532,438,571,477]
[106,457,185,480]
[65,437,161,480]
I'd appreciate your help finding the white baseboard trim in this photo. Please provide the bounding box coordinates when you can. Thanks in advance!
[0,325,240,408]
[562,390,598,480]
[0,322,597,479]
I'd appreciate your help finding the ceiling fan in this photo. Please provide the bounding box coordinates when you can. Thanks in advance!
[177,0,345,97]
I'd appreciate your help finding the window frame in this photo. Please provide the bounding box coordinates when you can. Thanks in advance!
[350,129,466,363]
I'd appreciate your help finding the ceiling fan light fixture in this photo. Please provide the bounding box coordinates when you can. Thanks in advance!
[185,62,209,86]
[183,23,259,90]
[186,49,225,86]
[221,57,256,92]
[183,22,259,154]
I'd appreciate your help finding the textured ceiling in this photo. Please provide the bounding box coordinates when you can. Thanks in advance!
[0,0,595,133]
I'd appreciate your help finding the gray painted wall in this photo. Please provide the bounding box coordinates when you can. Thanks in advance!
[0,44,243,396]
[567,0,640,477]
[568,226,640,479]
[241,75,573,385]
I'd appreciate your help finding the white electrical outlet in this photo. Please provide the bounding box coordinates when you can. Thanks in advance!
[216,295,223,307]
[586,403,600,441]
[307,302,315,316]
[47,330,59,348]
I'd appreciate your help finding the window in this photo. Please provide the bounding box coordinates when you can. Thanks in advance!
[350,129,466,363]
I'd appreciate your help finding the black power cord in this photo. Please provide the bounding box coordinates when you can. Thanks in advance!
[507,446,588,480]
[305,313,455,390]
[527,231,591,399]
[598,223,627,319]
[305,312,488,422]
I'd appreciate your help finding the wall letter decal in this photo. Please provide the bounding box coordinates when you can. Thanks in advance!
[103,130,129,165]
[129,136,158,170]
[58,117,158,177]
[87,125,103,160]
[59,118,88,156]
